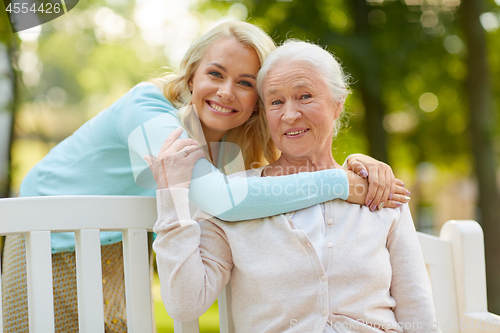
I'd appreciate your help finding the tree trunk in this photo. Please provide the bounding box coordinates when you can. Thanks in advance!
[6,39,17,198]
[0,39,16,199]
[460,0,500,313]
[350,0,388,163]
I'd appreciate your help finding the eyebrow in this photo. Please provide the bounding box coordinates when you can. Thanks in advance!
[266,89,279,97]
[265,82,311,98]
[208,62,256,80]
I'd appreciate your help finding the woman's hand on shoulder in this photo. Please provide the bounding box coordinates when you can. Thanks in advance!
[346,154,410,211]
[144,127,205,189]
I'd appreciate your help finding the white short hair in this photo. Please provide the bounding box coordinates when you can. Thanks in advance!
[257,39,351,105]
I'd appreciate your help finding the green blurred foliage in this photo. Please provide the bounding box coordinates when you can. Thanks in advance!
[6,0,499,212]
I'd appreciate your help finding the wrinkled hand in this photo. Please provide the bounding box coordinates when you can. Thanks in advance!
[346,154,410,211]
[144,127,205,189]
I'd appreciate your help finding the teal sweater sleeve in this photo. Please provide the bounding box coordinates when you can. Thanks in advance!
[189,161,348,221]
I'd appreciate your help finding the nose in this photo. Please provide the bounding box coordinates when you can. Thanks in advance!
[282,100,302,123]
[217,80,235,101]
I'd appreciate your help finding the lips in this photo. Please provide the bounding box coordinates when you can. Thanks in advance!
[284,128,310,136]
[206,100,237,113]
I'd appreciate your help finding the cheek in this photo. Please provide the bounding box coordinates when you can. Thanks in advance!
[242,91,258,110]
[266,114,281,137]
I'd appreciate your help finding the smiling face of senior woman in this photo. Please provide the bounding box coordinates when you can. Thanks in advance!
[262,59,342,164]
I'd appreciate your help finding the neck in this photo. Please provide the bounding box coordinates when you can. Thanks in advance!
[201,124,226,145]
[264,152,341,176]
[200,124,226,162]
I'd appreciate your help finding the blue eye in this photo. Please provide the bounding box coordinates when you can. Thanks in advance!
[240,80,253,88]
[209,71,222,78]
[271,100,282,106]
[301,94,311,99]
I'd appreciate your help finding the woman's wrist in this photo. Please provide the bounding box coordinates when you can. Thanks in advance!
[156,188,191,221]
[346,169,368,205]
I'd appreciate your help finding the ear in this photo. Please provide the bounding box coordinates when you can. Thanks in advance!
[188,80,193,93]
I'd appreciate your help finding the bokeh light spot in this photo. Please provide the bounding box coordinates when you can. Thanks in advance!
[419,92,439,112]
[479,12,499,32]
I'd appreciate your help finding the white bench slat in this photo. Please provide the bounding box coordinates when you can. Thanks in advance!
[75,229,105,333]
[0,196,157,234]
[122,229,153,333]
[441,221,488,313]
[218,282,235,333]
[0,250,4,333]
[427,265,460,333]
[417,232,460,333]
[25,231,55,333]
[440,221,500,332]
[418,232,454,270]
[174,319,200,333]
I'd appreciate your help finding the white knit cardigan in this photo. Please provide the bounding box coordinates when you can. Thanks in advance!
[153,171,440,333]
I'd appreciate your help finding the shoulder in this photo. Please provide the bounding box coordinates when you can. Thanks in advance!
[119,82,180,140]
[227,166,265,179]
[332,199,404,225]
[127,82,174,108]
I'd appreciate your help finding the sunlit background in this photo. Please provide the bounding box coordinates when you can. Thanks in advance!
[1,0,500,330]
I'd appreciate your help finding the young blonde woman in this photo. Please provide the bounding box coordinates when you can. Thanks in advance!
[2,22,408,332]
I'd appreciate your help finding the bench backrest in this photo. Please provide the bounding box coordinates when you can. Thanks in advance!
[1,196,499,333]
[0,196,157,333]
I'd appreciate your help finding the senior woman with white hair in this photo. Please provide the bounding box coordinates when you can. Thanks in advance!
[152,40,440,333]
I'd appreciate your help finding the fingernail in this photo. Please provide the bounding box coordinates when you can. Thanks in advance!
[378,202,385,210]
[389,193,393,200]
[395,202,402,207]
[401,182,405,187]
[367,200,372,207]
[404,196,411,202]
[406,190,411,196]
[359,170,368,178]
[370,205,376,212]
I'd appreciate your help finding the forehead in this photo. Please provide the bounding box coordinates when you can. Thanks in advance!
[200,37,260,69]
[263,60,324,94]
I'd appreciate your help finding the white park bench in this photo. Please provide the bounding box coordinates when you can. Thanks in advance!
[0,195,499,333]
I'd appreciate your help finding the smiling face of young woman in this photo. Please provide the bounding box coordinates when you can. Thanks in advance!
[189,37,261,143]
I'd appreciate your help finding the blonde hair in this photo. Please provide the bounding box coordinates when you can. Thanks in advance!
[151,21,280,170]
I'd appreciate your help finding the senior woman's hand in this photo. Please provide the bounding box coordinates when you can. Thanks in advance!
[144,127,205,189]
[346,154,410,211]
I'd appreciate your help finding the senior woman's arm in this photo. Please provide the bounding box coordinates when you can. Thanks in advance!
[153,188,233,321]
[387,205,441,333]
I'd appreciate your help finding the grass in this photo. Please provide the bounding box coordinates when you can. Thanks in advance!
[153,274,220,333]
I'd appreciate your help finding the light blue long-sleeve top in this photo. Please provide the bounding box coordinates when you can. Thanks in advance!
[20,83,349,253]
